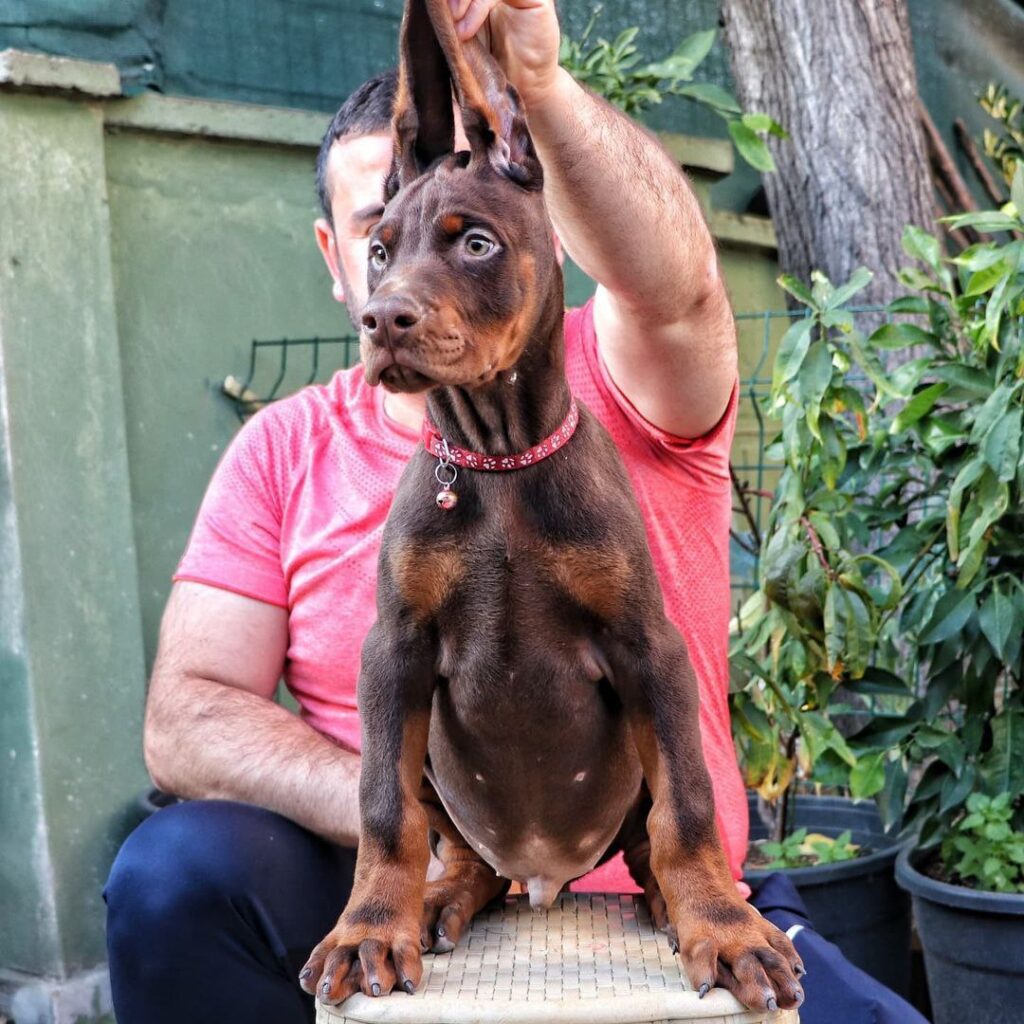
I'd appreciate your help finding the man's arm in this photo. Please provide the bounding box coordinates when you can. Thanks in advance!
[144,581,361,847]
[456,0,737,439]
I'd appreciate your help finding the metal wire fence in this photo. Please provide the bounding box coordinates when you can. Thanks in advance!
[221,306,891,601]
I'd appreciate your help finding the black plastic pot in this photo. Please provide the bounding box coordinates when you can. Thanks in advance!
[744,793,911,996]
[896,845,1024,1024]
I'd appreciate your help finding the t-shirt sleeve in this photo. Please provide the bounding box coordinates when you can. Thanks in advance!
[173,408,289,608]
[564,298,739,485]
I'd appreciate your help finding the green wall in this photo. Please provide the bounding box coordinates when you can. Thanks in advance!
[2,0,1022,217]
[0,57,782,1014]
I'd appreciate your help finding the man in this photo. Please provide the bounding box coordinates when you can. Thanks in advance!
[104,1,741,1021]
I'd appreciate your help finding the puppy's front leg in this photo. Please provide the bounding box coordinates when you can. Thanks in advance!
[615,621,805,1013]
[301,620,434,1004]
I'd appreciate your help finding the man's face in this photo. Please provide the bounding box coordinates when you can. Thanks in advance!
[314,132,393,326]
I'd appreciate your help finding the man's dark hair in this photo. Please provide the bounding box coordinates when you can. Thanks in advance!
[316,70,399,222]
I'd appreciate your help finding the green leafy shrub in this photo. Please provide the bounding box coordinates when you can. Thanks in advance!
[558,7,785,171]
[730,267,907,833]
[732,164,1024,887]
[941,793,1024,894]
[756,828,859,869]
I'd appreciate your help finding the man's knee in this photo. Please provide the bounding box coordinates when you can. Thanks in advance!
[105,799,355,950]
[107,801,258,936]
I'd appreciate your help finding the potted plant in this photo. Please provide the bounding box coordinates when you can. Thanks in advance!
[730,268,916,995]
[852,165,1024,1024]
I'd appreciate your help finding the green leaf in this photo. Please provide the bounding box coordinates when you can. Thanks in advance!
[850,751,887,800]
[669,28,717,72]
[845,667,911,696]
[1012,162,1024,218]
[979,586,1018,660]
[798,342,835,440]
[964,258,1012,298]
[807,510,841,550]
[777,275,815,308]
[890,383,949,434]
[869,322,937,350]
[946,457,986,560]
[931,364,993,397]
[943,211,1018,233]
[826,267,874,309]
[771,318,814,393]
[888,296,930,315]
[728,120,776,173]
[741,112,775,133]
[902,225,942,271]
[675,82,741,114]
[984,709,1024,796]
[919,589,975,645]
[940,764,976,815]
[969,383,1014,444]
[982,406,1022,482]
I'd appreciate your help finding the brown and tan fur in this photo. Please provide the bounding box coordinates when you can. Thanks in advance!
[300,0,805,1013]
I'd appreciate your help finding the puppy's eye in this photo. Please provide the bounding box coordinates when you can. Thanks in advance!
[369,242,388,269]
[464,233,496,258]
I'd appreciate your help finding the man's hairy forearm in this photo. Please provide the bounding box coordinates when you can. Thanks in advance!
[145,674,361,847]
[526,67,720,321]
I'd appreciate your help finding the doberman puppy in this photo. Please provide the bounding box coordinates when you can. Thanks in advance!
[301,0,804,1014]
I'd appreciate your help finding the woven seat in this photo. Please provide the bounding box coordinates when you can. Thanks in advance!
[317,893,797,1024]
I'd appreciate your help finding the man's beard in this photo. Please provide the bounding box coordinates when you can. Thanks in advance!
[336,260,365,331]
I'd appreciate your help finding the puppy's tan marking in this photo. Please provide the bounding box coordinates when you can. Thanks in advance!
[539,543,632,619]
[390,544,464,620]
[440,214,464,235]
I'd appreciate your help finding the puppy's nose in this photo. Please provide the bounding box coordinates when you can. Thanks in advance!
[361,295,422,347]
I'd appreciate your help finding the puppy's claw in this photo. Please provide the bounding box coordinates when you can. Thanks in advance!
[698,983,710,999]
[371,983,381,997]
[403,980,416,995]
[767,996,778,1012]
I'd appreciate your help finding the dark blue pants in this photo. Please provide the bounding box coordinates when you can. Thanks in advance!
[104,800,356,1024]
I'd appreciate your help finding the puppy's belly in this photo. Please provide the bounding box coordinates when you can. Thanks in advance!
[425,688,642,908]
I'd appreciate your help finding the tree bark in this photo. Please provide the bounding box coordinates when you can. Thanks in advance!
[720,0,935,306]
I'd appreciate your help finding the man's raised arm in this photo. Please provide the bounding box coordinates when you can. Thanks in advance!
[456,0,737,439]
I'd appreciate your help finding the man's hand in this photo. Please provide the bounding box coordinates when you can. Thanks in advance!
[453,0,736,440]
[449,0,561,106]
[144,582,362,847]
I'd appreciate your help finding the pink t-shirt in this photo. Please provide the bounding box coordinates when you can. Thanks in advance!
[175,300,747,891]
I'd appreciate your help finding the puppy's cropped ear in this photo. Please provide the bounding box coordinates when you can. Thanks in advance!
[423,0,543,191]
[387,0,456,199]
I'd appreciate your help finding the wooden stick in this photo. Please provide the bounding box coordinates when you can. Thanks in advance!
[953,118,1006,205]
[729,464,763,549]
[918,100,978,214]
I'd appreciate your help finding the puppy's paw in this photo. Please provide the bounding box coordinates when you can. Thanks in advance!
[420,865,508,953]
[300,909,422,1005]
[673,900,805,1013]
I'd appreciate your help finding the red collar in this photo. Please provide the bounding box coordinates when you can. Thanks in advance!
[422,399,580,471]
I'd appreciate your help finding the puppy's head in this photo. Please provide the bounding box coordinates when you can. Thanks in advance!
[360,0,557,394]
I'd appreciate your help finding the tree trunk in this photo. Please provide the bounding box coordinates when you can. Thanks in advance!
[720,0,935,306]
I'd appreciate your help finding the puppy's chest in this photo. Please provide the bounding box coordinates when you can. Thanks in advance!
[390,525,634,642]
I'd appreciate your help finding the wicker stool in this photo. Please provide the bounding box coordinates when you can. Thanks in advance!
[317,893,797,1024]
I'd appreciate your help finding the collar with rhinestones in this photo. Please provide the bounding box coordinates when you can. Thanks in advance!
[422,398,580,471]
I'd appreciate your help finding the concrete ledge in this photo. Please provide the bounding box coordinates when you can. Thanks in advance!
[0,49,120,98]
[660,131,734,177]
[710,210,777,251]
[0,966,112,1024]
[105,91,328,148]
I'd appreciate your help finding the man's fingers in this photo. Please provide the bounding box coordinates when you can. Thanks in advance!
[449,0,475,21]
[454,0,499,40]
